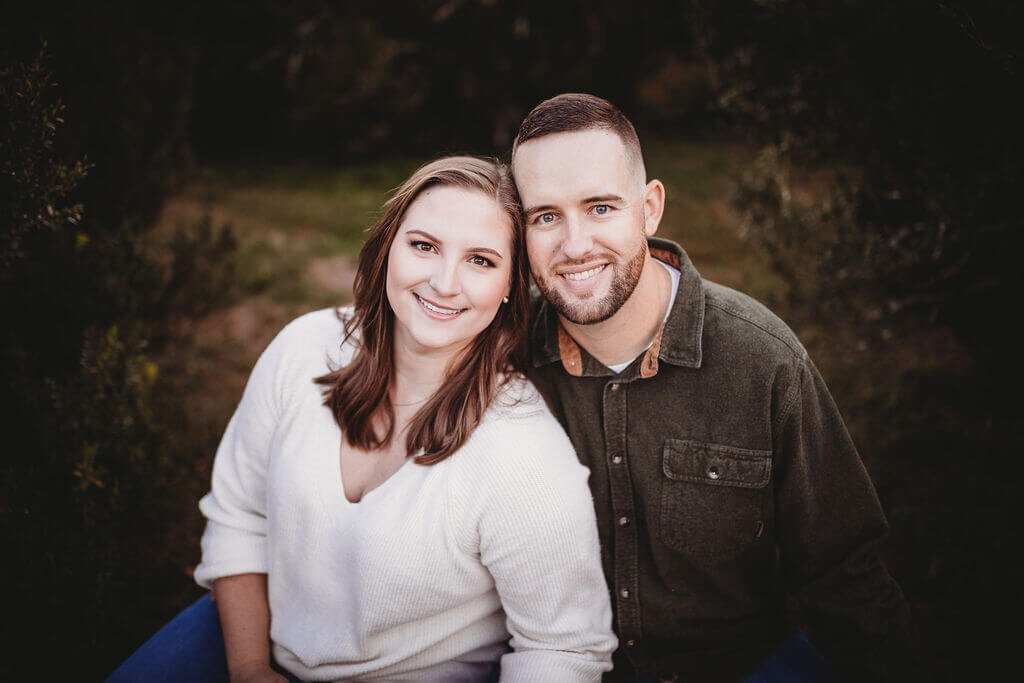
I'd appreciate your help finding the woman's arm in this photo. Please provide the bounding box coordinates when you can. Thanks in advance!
[195,321,305,678]
[194,319,298,588]
[466,411,617,682]
[214,573,286,683]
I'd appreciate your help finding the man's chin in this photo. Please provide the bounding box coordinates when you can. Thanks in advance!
[549,293,618,325]
[534,279,607,325]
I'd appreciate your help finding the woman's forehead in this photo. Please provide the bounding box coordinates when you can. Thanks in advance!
[400,186,514,250]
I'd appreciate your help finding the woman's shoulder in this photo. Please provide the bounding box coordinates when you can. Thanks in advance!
[269,306,357,363]
[484,373,550,422]
[277,306,353,342]
[460,375,580,473]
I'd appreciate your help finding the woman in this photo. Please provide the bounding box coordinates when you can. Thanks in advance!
[109,157,615,682]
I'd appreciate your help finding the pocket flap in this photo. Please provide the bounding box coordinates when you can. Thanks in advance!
[663,439,771,488]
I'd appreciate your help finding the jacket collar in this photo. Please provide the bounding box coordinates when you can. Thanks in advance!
[530,237,705,376]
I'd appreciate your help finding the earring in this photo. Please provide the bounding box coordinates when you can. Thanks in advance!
[502,296,509,304]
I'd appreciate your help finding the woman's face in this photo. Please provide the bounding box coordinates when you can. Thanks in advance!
[386,185,514,358]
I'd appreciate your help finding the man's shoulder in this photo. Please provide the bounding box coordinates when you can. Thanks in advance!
[698,280,807,364]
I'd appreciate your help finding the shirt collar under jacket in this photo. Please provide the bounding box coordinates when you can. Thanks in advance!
[530,237,705,378]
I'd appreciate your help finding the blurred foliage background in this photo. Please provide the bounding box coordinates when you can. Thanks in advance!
[2,0,1020,679]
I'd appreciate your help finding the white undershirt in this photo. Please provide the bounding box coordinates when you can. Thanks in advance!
[606,258,680,373]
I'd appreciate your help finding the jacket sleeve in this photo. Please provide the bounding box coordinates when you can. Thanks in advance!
[773,356,916,682]
[193,326,292,589]
[461,409,617,682]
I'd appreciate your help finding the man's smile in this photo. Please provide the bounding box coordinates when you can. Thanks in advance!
[559,264,608,281]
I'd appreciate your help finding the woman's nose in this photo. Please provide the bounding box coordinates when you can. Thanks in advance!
[428,260,461,297]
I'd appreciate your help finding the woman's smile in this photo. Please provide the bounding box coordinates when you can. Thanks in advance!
[414,293,465,318]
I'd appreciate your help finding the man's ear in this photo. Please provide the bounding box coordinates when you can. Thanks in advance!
[642,180,665,236]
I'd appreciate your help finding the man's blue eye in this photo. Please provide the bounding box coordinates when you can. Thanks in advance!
[594,205,609,215]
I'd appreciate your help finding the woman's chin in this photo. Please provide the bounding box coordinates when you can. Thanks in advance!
[401,329,475,357]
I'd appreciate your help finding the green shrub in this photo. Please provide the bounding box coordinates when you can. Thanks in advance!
[2,47,235,679]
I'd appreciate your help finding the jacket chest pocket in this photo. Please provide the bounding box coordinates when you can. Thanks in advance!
[659,439,771,561]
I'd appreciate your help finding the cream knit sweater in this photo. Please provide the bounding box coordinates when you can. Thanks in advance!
[194,309,616,682]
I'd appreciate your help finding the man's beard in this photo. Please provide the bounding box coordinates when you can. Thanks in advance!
[536,241,647,325]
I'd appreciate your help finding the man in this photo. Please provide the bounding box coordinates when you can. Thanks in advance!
[512,93,914,682]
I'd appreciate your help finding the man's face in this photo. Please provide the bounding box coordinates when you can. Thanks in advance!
[513,128,651,325]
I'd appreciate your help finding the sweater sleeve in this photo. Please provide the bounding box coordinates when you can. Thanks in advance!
[193,322,296,589]
[460,399,617,682]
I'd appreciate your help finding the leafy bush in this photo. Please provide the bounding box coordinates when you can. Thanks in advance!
[2,47,235,679]
[692,0,1023,374]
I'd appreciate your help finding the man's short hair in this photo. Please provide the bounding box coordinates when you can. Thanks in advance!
[512,93,645,178]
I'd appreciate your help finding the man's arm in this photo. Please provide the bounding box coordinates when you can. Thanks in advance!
[773,357,916,682]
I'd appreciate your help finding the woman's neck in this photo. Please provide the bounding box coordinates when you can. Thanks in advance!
[390,334,464,407]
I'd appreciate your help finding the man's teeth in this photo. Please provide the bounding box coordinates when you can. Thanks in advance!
[561,265,605,281]
[418,296,460,315]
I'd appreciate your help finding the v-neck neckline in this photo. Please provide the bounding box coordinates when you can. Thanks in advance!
[326,409,421,505]
[337,442,414,504]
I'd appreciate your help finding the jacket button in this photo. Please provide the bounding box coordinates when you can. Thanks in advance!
[626,639,636,647]
[618,516,630,526]
[610,383,620,391]
[708,465,721,480]
[620,588,630,598]
[611,454,623,464]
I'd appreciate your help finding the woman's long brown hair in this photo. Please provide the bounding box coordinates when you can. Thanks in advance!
[314,156,530,465]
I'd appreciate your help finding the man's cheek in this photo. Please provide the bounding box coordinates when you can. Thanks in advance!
[525,239,543,267]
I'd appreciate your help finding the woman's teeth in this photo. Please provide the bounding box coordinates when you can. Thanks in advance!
[417,295,461,315]
[561,265,606,281]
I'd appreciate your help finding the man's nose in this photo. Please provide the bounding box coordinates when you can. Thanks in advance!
[561,214,595,261]
[428,258,461,297]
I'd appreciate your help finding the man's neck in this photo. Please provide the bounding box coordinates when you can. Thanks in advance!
[560,254,672,368]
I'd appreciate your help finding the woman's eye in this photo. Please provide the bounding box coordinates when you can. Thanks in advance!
[469,255,494,267]
[411,241,435,253]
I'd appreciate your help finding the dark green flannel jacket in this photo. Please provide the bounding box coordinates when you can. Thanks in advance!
[526,237,914,682]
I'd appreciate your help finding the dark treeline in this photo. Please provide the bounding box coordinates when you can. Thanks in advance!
[2,0,1020,679]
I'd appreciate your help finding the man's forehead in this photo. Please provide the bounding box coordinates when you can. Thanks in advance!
[512,129,634,203]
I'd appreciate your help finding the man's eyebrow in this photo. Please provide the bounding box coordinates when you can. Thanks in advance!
[525,195,626,216]
[405,229,504,259]
[583,194,625,204]
[523,204,558,217]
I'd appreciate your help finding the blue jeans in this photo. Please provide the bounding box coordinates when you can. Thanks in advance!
[106,594,303,683]
[743,632,833,682]
[110,597,829,682]
[631,632,833,683]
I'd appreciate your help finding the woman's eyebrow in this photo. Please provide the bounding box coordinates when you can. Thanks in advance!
[405,228,441,242]
[469,246,504,260]
[406,229,504,259]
